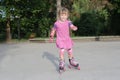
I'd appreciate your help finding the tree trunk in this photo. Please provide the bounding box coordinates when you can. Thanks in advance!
[6,18,11,42]
[56,0,61,20]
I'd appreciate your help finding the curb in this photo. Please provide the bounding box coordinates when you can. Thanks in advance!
[29,36,120,43]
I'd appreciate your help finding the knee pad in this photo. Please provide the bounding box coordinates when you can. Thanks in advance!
[60,48,65,55]
[67,48,72,54]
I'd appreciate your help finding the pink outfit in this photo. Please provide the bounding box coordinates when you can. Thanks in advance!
[53,20,74,49]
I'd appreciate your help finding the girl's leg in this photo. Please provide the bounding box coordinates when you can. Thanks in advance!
[67,48,79,67]
[59,48,65,60]
[59,48,65,70]
[67,48,73,59]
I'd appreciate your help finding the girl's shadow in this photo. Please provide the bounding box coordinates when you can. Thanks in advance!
[42,52,59,72]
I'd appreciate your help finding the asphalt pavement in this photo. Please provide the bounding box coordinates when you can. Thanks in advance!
[0,41,120,80]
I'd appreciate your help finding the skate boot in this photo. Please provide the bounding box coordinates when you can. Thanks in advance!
[69,58,80,70]
[59,60,65,73]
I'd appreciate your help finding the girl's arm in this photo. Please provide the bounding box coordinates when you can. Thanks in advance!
[69,21,78,31]
[70,25,78,31]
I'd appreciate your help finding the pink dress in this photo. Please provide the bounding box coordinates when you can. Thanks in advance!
[53,20,74,49]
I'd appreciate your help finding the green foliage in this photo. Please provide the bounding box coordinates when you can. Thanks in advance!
[74,11,107,36]
[0,20,6,41]
[0,0,56,39]
[110,0,120,13]
[108,0,120,35]
[0,0,120,40]
[71,0,111,36]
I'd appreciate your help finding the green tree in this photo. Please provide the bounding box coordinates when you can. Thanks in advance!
[70,0,110,36]
[0,0,56,40]
[109,0,120,35]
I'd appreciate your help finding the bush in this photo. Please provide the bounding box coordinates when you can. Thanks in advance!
[0,33,6,41]
[73,11,107,36]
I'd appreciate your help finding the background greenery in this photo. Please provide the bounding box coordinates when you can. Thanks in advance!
[0,0,120,41]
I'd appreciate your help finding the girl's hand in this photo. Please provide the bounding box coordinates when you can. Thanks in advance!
[71,26,78,31]
[49,36,54,42]
[49,28,55,42]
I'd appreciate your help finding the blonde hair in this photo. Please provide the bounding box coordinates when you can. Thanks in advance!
[58,7,69,18]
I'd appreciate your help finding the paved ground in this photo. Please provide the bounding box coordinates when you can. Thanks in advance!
[0,41,120,80]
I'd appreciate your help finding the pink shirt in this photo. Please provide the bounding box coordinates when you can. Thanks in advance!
[53,20,74,49]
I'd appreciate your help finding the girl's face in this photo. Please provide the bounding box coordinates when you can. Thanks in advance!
[59,12,68,22]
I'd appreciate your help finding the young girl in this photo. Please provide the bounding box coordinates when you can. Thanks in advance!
[50,7,80,71]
